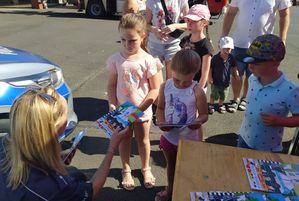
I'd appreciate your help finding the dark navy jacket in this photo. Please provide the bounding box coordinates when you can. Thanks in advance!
[0,137,93,201]
[211,52,237,87]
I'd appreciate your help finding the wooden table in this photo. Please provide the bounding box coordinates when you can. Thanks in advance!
[172,140,299,201]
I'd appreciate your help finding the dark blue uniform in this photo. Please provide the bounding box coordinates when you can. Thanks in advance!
[0,137,93,201]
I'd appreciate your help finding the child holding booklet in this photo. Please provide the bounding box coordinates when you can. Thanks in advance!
[155,49,208,201]
[106,13,162,190]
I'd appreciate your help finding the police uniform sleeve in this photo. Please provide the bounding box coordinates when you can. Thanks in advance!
[50,180,93,201]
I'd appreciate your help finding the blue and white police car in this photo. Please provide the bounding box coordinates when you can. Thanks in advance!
[0,46,77,140]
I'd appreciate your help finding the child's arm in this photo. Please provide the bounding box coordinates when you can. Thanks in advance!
[232,66,239,78]
[156,82,173,131]
[156,82,166,124]
[107,72,118,111]
[208,62,213,84]
[138,73,160,112]
[260,113,299,127]
[198,54,212,89]
[188,85,208,130]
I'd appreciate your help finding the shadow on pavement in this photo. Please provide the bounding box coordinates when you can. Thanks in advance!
[78,167,165,201]
[74,97,108,121]
[204,132,295,155]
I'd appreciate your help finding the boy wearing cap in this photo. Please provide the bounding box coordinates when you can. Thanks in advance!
[180,4,214,91]
[237,34,299,152]
[208,36,239,114]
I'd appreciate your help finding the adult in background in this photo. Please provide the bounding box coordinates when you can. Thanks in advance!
[145,0,189,79]
[123,0,146,15]
[0,87,129,200]
[221,0,292,113]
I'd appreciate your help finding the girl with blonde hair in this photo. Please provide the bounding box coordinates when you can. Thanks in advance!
[107,13,162,190]
[0,87,128,200]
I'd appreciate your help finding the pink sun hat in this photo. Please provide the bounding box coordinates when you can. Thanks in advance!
[184,4,211,21]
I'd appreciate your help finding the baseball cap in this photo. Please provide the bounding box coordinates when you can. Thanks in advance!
[236,34,285,64]
[184,4,211,21]
[219,36,234,49]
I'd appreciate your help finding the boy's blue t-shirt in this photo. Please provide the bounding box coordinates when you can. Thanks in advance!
[211,52,237,87]
[239,73,299,152]
[0,137,93,201]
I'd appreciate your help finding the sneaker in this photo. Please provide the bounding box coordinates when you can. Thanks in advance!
[208,104,215,115]
[227,100,239,113]
[218,105,226,114]
[238,98,247,111]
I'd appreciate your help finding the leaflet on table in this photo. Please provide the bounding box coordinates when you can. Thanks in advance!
[243,157,299,195]
[190,191,299,201]
[63,129,87,162]
[96,101,144,138]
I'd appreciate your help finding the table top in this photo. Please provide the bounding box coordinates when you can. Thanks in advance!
[172,140,299,201]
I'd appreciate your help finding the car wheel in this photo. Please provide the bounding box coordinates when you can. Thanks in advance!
[86,0,106,18]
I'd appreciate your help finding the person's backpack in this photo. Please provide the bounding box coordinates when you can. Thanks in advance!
[207,0,229,19]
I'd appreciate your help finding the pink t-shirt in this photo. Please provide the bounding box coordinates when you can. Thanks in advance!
[106,52,163,121]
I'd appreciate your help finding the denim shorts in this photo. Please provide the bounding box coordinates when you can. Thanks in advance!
[232,47,251,77]
[148,40,181,61]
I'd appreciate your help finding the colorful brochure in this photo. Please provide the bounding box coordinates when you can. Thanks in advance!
[190,191,299,201]
[243,158,299,195]
[96,101,144,138]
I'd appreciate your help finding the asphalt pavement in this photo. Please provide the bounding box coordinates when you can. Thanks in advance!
[0,4,299,201]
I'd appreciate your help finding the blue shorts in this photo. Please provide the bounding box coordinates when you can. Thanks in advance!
[232,47,251,78]
[148,40,181,61]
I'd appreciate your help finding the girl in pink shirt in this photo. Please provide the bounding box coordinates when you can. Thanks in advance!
[106,13,162,191]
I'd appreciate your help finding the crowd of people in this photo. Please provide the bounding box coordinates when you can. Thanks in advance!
[1,0,299,201]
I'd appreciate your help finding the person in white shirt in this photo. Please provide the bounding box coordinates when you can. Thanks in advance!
[221,0,292,113]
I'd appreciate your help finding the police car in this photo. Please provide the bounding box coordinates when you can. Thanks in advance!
[0,46,77,140]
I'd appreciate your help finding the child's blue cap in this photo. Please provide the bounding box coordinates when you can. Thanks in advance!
[236,34,285,64]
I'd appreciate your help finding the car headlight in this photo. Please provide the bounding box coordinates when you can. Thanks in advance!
[0,82,9,97]
[49,68,63,88]
[8,68,64,88]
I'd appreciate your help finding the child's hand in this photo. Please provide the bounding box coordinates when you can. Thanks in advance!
[152,27,168,41]
[188,121,202,130]
[208,77,213,84]
[109,127,131,151]
[260,112,280,126]
[109,104,116,111]
[161,24,176,35]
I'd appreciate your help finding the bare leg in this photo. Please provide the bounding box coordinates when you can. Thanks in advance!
[119,129,134,190]
[155,148,176,201]
[134,121,155,188]
[165,60,172,80]
[219,99,224,106]
[242,77,249,98]
[231,75,242,102]
[209,97,215,105]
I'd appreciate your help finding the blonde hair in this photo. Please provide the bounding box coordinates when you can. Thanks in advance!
[1,87,67,189]
[118,13,149,52]
[171,49,201,75]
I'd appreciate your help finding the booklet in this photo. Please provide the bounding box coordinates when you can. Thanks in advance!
[63,129,87,162]
[190,191,299,201]
[155,123,190,129]
[96,101,144,138]
[243,158,299,196]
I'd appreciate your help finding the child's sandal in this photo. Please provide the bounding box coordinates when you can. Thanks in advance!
[141,167,156,189]
[121,170,135,191]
